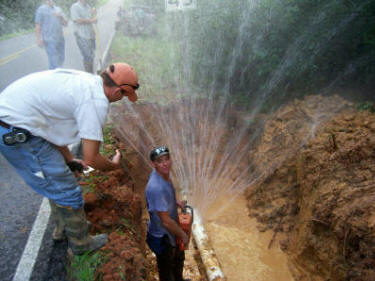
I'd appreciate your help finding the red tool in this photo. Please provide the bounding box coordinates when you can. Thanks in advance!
[176,204,194,251]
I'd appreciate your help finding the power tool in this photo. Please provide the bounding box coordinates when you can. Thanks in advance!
[176,204,194,251]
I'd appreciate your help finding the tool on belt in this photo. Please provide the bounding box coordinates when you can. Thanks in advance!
[2,127,31,146]
[176,204,194,251]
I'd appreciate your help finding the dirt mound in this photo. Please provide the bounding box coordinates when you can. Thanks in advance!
[81,166,153,281]
[246,95,375,280]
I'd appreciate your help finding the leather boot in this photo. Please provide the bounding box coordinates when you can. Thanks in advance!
[55,204,108,255]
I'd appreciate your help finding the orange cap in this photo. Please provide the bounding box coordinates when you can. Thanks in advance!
[106,63,139,102]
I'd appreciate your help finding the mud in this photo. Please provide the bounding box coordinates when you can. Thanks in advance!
[80,94,375,281]
[246,95,375,281]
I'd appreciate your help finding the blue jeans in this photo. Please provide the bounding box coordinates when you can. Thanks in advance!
[45,39,65,69]
[0,126,83,209]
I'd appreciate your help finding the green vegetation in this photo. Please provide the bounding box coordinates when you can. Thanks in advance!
[0,0,109,38]
[0,28,34,41]
[68,251,103,281]
[183,0,375,106]
[110,0,375,110]
[357,101,375,113]
[110,33,180,101]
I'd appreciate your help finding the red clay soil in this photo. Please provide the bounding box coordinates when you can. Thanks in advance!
[246,95,375,281]
[81,157,157,280]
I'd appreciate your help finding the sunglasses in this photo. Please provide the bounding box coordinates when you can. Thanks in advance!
[119,83,140,96]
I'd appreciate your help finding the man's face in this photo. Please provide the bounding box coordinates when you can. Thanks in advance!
[152,154,171,177]
[46,0,54,7]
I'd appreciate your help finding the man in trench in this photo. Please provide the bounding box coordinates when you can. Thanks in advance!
[0,62,139,255]
[145,146,190,281]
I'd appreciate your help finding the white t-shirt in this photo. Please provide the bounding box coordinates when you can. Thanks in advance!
[70,1,95,39]
[0,69,109,146]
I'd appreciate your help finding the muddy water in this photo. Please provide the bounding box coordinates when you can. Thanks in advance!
[204,196,293,281]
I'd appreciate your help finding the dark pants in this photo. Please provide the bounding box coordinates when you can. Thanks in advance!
[74,33,95,72]
[147,233,185,281]
[156,243,185,281]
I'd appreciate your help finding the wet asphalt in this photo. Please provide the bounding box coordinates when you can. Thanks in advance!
[0,1,122,280]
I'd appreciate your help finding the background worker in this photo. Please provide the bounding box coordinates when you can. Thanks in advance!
[35,0,67,69]
[145,146,190,281]
[70,0,97,73]
[0,62,139,255]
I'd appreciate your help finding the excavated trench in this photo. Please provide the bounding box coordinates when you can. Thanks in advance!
[81,94,375,281]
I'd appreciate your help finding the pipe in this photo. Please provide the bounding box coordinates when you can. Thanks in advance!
[191,210,226,281]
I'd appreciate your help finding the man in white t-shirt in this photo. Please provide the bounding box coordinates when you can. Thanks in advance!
[0,62,139,255]
[70,0,97,73]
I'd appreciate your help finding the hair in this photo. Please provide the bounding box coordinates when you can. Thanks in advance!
[100,71,117,88]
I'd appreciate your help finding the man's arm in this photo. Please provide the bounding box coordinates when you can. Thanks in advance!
[55,145,75,163]
[55,145,88,177]
[35,23,44,47]
[158,211,189,245]
[56,11,68,26]
[71,5,97,25]
[73,17,97,24]
[82,139,121,171]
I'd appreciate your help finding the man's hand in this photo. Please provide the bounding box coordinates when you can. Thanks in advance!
[177,199,187,209]
[67,159,88,178]
[111,149,122,166]
[37,38,44,48]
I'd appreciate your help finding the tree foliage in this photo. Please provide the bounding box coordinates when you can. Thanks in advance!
[0,0,96,36]
[173,0,375,106]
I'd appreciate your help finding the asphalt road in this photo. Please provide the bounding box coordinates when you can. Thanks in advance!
[0,1,123,280]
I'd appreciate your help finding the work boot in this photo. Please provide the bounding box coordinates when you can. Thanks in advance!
[49,200,92,241]
[55,204,108,255]
[49,199,66,241]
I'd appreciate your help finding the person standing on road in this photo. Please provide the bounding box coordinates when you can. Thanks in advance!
[35,0,67,69]
[145,146,190,281]
[70,0,97,73]
[0,62,140,255]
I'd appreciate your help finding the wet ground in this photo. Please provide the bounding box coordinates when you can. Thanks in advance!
[206,196,293,281]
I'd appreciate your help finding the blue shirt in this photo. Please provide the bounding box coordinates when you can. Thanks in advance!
[35,4,65,43]
[145,169,178,246]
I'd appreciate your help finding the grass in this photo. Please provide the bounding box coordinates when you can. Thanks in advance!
[68,251,103,281]
[357,101,375,113]
[0,28,33,41]
[110,12,186,103]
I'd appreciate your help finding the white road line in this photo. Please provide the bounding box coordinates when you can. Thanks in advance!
[12,197,51,281]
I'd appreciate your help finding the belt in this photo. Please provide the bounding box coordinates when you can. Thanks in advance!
[0,120,10,129]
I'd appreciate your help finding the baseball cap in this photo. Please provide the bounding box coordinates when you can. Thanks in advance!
[150,146,170,161]
[106,63,139,102]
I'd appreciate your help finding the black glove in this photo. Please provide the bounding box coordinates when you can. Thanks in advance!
[67,160,84,173]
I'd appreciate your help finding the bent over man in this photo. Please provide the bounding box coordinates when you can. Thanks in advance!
[145,146,190,281]
[0,62,139,255]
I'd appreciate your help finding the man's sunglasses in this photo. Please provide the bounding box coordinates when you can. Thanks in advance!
[118,83,140,91]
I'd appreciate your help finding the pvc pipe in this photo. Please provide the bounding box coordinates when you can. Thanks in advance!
[191,210,226,281]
